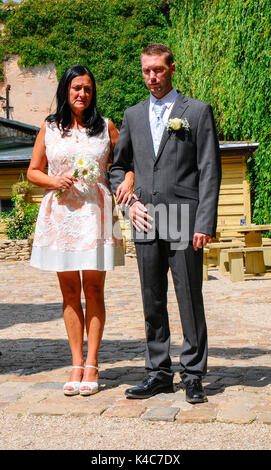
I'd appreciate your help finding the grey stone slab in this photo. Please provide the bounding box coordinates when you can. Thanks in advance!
[141,407,180,422]
[31,382,63,390]
[0,381,33,396]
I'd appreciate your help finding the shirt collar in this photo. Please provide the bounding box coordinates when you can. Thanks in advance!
[150,87,178,109]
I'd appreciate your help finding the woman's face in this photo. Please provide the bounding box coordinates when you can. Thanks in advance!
[68,74,93,116]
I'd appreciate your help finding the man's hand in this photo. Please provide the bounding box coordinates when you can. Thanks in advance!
[193,232,212,251]
[128,201,153,232]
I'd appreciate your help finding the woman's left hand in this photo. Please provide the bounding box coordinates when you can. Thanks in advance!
[116,172,134,207]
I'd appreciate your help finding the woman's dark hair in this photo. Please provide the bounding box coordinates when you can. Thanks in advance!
[46,65,104,137]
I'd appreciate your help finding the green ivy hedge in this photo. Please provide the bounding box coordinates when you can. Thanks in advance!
[169,0,271,225]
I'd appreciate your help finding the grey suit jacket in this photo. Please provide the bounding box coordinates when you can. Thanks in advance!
[109,91,221,243]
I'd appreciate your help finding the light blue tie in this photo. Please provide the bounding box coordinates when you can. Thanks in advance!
[153,100,166,157]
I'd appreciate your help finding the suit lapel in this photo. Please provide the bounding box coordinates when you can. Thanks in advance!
[155,92,189,165]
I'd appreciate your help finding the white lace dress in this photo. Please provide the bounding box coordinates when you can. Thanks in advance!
[30,119,124,272]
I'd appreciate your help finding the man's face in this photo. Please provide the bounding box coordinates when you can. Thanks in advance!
[141,53,175,99]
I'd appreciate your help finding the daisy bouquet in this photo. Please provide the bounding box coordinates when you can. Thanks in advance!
[56,154,100,197]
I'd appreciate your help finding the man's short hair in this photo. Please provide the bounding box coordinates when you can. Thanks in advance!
[141,43,174,66]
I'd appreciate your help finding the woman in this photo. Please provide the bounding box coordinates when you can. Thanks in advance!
[27,65,133,396]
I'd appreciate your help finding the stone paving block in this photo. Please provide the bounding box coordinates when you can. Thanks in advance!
[31,382,63,390]
[141,407,180,422]
[4,389,50,414]
[11,374,50,383]
[0,402,9,409]
[29,402,70,416]
[4,401,32,415]
[0,381,34,396]
[158,391,182,400]
[242,386,269,395]
[216,401,256,424]
[69,403,108,417]
[114,398,147,406]
[171,400,194,411]
[142,398,174,408]
[257,413,271,424]
[28,393,76,416]
[0,376,11,384]
[250,403,271,415]
[176,404,217,423]
[103,405,146,418]
[223,386,245,395]
[0,381,34,402]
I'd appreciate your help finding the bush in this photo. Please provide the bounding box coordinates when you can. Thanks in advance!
[168,0,271,225]
[2,195,39,239]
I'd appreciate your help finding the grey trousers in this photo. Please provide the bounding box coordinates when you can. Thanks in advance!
[135,238,207,384]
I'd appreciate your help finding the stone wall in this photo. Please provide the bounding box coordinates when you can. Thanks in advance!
[0,55,57,127]
[0,238,33,261]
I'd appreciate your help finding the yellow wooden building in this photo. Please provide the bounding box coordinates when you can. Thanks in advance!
[217,142,258,230]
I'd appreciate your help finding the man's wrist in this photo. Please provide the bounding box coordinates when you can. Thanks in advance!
[121,197,137,219]
[126,197,137,209]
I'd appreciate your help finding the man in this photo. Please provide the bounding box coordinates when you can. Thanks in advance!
[110,44,221,403]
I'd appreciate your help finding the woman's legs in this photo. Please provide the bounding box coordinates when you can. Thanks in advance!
[57,271,84,387]
[81,270,106,384]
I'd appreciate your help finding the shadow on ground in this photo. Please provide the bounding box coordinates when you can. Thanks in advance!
[0,303,63,329]
[0,337,270,396]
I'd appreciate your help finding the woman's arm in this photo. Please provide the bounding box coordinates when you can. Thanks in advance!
[27,122,75,191]
[108,119,134,206]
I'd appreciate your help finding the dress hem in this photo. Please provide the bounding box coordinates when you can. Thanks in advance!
[30,245,125,272]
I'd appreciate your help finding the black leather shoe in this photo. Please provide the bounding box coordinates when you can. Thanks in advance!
[125,377,173,399]
[185,379,207,404]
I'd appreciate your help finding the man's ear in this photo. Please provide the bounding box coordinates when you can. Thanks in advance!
[171,63,176,76]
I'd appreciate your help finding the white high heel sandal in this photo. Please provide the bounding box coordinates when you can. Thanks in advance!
[79,365,99,396]
[63,366,84,396]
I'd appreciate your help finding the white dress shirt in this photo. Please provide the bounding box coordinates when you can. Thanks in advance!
[149,87,178,151]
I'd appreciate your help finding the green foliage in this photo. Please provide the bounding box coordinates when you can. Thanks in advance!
[1,195,39,239]
[11,180,33,198]
[168,0,271,225]
[0,0,169,125]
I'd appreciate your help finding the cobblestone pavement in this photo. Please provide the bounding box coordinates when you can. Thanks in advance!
[0,256,271,449]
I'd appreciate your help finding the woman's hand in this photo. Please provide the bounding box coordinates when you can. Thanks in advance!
[53,174,76,191]
[116,171,134,207]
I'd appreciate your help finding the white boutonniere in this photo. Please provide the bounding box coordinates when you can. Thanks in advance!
[166,117,190,133]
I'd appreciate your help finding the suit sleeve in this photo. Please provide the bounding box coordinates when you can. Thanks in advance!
[194,104,222,237]
[109,111,134,195]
